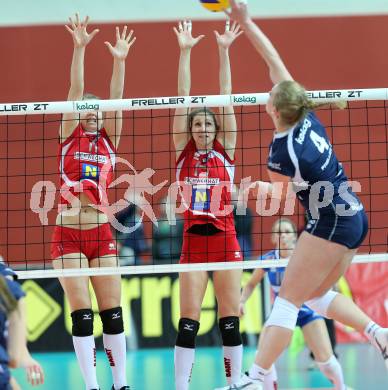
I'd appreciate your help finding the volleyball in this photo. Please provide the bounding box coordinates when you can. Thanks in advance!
[199,0,230,12]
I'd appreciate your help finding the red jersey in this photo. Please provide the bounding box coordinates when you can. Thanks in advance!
[58,124,116,206]
[176,138,236,233]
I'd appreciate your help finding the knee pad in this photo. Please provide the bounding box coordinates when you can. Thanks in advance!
[71,309,94,337]
[176,318,200,349]
[305,290,338,318]
[265,297,298,331]
[100,306,124,335]
[219,316,242,346]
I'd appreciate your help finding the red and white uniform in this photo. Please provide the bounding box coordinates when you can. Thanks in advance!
[51,124,117,261]
[176,139,241,263]
[59,124,116,206]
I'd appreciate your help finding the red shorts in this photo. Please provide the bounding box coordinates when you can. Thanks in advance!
[180,231,242,264]
[51,224,117,261]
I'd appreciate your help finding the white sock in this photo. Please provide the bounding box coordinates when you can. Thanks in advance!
[364,321,381,347]
[223,345,243,384]
[248,363,267,382]
[263,365,278,390]
[72,335,99,389]
[103,332,127,389]
[174,346,195,390]
[316,355,346,390]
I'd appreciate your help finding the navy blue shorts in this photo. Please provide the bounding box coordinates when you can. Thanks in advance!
[296,304,323,328]
[305,205,368,250]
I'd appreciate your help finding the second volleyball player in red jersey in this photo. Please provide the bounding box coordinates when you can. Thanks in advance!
[172,20,244,389]
[50,14,135,390]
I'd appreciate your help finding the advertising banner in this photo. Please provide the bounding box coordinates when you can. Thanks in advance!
[336,262,388,343]
[23,272,264,351]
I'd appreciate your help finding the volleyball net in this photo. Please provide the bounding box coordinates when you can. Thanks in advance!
[0,88,387,279]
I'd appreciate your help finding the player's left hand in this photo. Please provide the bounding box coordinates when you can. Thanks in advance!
[239,301,246,317]
[105,26,136,60]
[24,356,45,386]
[215,20,243,49]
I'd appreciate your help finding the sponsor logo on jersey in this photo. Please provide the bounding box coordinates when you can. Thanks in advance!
[109,242,116,250]
[184,177,220,185]
[74,152,108,164]
[268,161,282,171]
[234,251,241,259]
[81,163,99,179]
[192,188,210,211]
[295,118,312,145]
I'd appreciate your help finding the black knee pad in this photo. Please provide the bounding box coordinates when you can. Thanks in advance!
[71,309,94,337]
[100,306,124,335]
[175,318,200,349]
[219,316,242,346]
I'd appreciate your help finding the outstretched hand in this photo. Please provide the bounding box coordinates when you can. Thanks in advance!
[224,0,251,26]
[24,356,45,386]
[105,26,136,60]
[173,20,205,50]
[65,13,99,48]
[215,20,243,49]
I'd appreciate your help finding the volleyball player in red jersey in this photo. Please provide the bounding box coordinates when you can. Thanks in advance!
[172,20,244,389]
[50,14,135,390]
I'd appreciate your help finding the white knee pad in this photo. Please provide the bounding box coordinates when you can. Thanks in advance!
[265,297,298,331]
[305,290,338,318]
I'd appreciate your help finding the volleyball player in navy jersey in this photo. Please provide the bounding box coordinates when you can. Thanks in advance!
[215,1,388,389]
[0,263,44,389]
[240,218,347,390]
[172,20,244,389]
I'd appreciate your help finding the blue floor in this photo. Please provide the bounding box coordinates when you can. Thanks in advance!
[12,345,388,389]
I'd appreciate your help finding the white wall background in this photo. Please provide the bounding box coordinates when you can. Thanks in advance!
[2,0,388,26]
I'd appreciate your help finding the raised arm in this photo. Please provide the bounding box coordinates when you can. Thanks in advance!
[104,26,136,150]
[61,14,99,142]
[226,0,293,85]
[215,21,243,159]
[239,268,265,316]
[172,21,204,158]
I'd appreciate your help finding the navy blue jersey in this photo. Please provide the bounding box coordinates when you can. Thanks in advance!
[260,250,323,327]
[0,270,25,384]
[260,249,285,294]
[267,112,360,214]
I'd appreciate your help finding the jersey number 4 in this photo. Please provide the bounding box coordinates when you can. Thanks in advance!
[310,130,330,153]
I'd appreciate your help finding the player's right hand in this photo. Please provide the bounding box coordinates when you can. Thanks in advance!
[173,20,204,50]
[65,13,99,48]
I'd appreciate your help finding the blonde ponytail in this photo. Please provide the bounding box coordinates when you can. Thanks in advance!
[273,81,347,126]
[0,276,18,314]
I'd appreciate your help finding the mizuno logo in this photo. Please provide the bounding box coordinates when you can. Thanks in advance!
[225,323,234,330]
[112,312,121,320]
[230,384,252,389]
[184,324,194,331]
[83,314,92,320]
[376,338,388,360]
